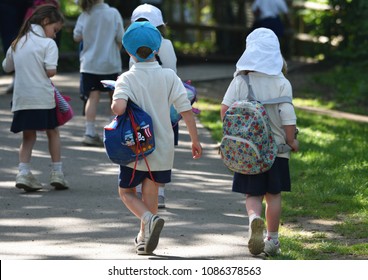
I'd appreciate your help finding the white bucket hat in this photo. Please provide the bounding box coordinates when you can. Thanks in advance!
[131,4,164,27]
[235,28,283,76]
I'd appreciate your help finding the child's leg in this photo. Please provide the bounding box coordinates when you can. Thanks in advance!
[245,195,265,255]
[119,179,164,253]
[85,90,100,126]
[83,90,103,146]
[84,90,100,136]
[118,179,159,227]
[16,130,42,191]
[46,128,68,189]
[19,130,37,163]
[245,195,263,219]
[264,192,281,235]
[263,192,282,256]
[46,128,61,162]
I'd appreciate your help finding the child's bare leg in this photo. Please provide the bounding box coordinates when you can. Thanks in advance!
[19,130,37,163]
[264,192,281,233]
[119,177,160,229]
[46,128,61,162]
[245,194,265,255]
[245,195,263,217]
[85,90,100,123]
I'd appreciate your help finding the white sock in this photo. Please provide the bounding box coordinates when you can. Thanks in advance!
[141,211,153,225]
[51,162,63,172]
[267,231,279,243]
[85,121,96,136]
[158,185,165,196]
[249,213,259,225]
[19,162,31,175]
[136,184,142,193]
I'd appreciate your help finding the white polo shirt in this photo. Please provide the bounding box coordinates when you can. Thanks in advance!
[113,61,191,171]
[73,3,124,74]
[252,0,289,19]
[2,24,58,112]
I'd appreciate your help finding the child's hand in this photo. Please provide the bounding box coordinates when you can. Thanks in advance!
[192,141,202,159]
[288,139,299,152]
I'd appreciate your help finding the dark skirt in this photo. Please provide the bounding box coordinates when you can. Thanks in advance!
[11,108,58,133]
[232,157,291,196]
[118,166,171,188]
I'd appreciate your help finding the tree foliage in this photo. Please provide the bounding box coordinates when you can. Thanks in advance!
[322,0,368,62]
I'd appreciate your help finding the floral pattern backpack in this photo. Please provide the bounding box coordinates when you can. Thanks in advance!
[220,75,292,175]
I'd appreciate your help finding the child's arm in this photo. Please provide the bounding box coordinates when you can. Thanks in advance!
[284,124,299,152]
[220,104,229,121]
[111,98,128,116]
[46,69,57,77]
[2,49,14,73]
[180,110,202,159]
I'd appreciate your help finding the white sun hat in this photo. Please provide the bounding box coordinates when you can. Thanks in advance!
[235,28,283,76]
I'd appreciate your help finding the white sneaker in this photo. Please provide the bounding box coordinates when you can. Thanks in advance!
[50,171,69,190]
[248,217,265,255]
[82,134,103,147]
[158,195,165,209]
[264,237,281,256]
[15,173,42,192]
[144,214,165,254]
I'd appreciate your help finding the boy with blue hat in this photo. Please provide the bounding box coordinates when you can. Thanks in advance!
[111,21,202,255]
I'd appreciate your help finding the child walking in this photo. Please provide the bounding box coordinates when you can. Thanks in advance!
[73,0,124,146]
[130,3,178,208]
[220,28,299,256]
[111,21,202,255]
[2,5,68,192]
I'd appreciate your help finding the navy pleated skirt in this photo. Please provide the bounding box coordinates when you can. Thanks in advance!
[11,108,58,133]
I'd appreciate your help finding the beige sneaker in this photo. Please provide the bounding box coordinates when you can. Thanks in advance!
[82,134,103,147]
[50,171,69,190]
[248,217,265,255]
[15,173,42,192]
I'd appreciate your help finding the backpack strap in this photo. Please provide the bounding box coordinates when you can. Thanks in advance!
[240,74,293,105]
[241,74,257,101]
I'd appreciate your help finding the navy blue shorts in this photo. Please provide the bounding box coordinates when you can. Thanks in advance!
[80,72,118,101]
[118,166,171,188]
[11,108,58,133]
[232,157,291,196]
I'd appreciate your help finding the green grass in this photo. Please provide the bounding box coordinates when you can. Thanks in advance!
[195,98,368,260]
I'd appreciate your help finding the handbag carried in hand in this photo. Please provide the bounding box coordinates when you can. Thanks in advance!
[103,101,155,184]
[53,83,74,126]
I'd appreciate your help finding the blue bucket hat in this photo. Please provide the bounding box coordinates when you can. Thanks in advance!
[123,21,162,62]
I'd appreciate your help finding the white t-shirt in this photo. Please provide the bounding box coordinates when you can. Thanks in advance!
[73,3,124,74]
[113,61,191,171]
[2,25,58,112]
[222,72,296,159]
[252,0,288,20]
[129,37,177,72]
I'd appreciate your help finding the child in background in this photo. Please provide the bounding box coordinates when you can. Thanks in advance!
[112,21,202,255]
[220,28,299,256]
[2,5,68,192]
[73,0,124,146]
[130,3,178,208]
[251,0,290,39]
